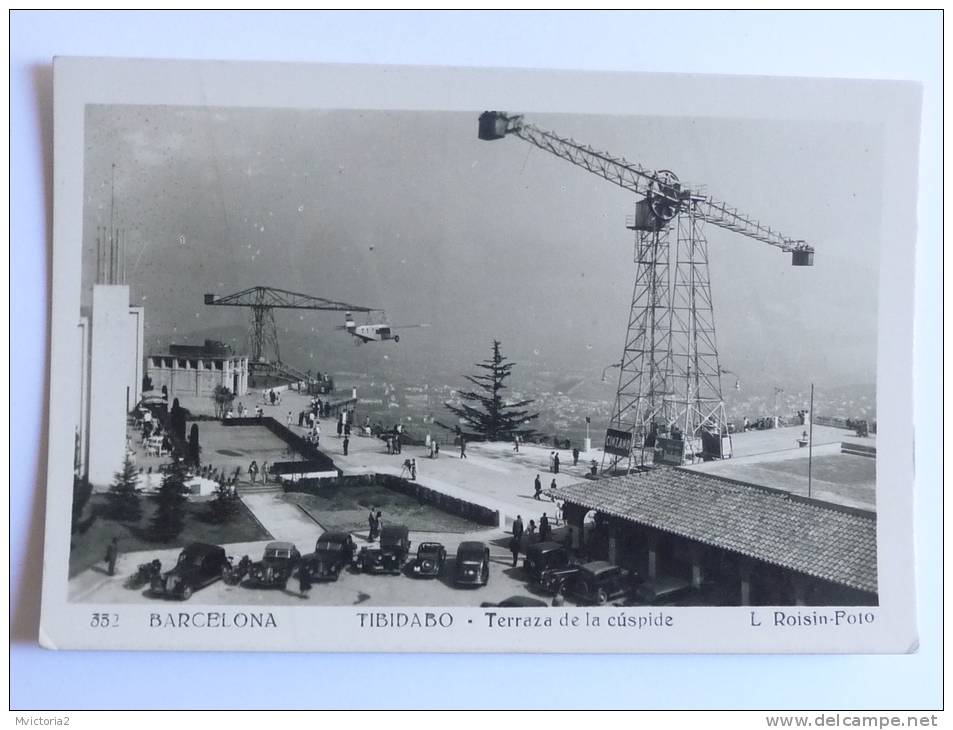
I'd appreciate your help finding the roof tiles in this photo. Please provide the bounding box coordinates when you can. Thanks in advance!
[556,468,877,593]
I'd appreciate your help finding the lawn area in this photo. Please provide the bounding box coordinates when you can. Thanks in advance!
[281,481,485,534]
[69,494,272,578]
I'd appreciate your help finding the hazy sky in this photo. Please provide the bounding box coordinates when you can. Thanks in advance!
[82,105,883,387]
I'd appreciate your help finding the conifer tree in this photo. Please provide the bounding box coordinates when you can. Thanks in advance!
[108,451,142,522]
[150,458,189,542]
[442,340,538,441]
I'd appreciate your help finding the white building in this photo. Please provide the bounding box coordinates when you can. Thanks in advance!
[77,284,145,488]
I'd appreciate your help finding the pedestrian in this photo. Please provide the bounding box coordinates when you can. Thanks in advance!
[376,511,384,535]
[509,535,520,568]
[551,477,558,492]
[249,460,259,484]
[256,405,264,421]
[298,410,305,427]
[410,458,417,480]
[104,537,119,576]
[513,514,524,542]
[460,437,467,459]
[344,422,351,437]
[428,441,435,459]
[549,451,555,472]
[337,417,343,438]
[368,510,377,541]
[269,389,276,405]
[261,461,269,485]
[572,447,580,466]
[527,519,537,540]
[298,562,312,597]
[434,442,440,458]
[313,422,321,446]
[513,435,520,452]
[553,452,560,474]
[540,513,551,542]
[386,436,392,455]
[534,474,542,500]
[343,436,350,456]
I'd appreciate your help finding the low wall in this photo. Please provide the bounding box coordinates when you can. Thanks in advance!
[286,473,501,528]
[221,416,340,475]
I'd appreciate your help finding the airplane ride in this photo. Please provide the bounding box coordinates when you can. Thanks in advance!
[338,312,430,344]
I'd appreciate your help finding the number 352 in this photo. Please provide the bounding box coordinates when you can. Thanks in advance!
[90,613,119,628]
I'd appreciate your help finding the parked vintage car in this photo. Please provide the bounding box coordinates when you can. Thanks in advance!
[246,542,301,588]
[355,525,411,574]
[453,541,490,586]
[150,543,229,600]
[303,531,357,581]
[523,541,580,593]
[480,596,548,608]
[567,561,641,605]
[409,542,447,578]
[631,575,693,605]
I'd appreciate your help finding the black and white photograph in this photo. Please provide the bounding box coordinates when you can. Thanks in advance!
[38,57,920,653]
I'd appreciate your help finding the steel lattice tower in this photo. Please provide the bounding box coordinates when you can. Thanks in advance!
[478,111,814,470]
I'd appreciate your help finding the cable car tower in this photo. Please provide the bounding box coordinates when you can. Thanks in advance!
[478,112,814,471]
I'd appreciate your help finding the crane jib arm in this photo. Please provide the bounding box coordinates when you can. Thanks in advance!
[478,111,814,266]
[203,286,376,312]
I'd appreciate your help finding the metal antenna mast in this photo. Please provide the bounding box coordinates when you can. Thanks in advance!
[477,111,815,471]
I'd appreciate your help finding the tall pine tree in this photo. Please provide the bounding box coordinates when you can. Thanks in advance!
[442,340,538,442]
[107,450,142,522]
[150,458,189,542]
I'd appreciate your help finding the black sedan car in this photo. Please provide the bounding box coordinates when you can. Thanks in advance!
[246,541,301,588]
[150,543,229,600]
[523,541,580,593]
[355,525,411,575]
[304,532,357,582]
[568,561,641,605]
[453,541,490,587]
[409,542,447,578]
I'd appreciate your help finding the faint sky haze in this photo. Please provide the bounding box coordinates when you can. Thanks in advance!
[82,105,882,391]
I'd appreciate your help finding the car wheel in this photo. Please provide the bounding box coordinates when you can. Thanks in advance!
[180,585,193,601]
[596,588,608,605]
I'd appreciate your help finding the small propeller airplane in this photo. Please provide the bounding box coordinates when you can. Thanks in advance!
[337,311,430,344]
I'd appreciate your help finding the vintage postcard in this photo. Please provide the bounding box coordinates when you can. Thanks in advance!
[40,57,920,652]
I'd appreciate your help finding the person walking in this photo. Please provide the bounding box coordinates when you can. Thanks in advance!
[298,562,312,597]
[287,411,293,426]
[368,510,378,541]
[534,474,542,500]
[549,452,555,473]
[375,511,384,535]
[337,416,343,438]
[553,452,560,474]
[386,436,393,455]
[513,515,524,543]
[343,436,350,456]
[434,442,440,459]
[428,441,435,459]
[104,537,119,576]
[513,435,520,453]
[459,437,467,459]
[526,519,537,540]
[509,535,521,568]
[248,460,259,484]
[540,513,551,542]
[572,447,580,466]
[261,461,269,485]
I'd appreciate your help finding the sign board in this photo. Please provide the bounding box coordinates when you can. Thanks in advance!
[655,437,685,466]
[604,428,633,457]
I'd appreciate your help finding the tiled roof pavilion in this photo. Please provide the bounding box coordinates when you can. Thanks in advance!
[555,468,877,594]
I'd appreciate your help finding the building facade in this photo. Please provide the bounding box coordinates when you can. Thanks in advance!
[146,340,249,400]
[82,284,146,487]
